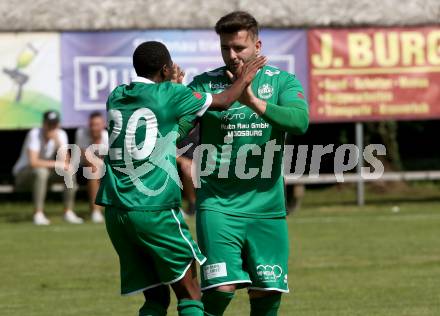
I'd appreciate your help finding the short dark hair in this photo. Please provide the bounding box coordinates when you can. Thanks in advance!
[89,111,103,120]
[133,41,172,78]
[215,11,259,39]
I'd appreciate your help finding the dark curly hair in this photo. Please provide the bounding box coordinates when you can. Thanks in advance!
[133,41,172,78]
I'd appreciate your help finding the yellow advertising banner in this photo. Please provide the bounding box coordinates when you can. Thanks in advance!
[309,27,440,122]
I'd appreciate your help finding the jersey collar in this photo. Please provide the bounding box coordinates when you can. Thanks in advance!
[132,76,155,84]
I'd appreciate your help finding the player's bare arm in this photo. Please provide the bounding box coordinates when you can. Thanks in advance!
[28,149,56,169]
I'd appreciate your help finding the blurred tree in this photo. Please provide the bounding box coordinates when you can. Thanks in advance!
[365,121,402,171]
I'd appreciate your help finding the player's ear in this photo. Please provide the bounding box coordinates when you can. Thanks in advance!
[255,39,262,55]
[161,63,172,81]
[160,65,167,81]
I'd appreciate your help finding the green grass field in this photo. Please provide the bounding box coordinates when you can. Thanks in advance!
[1,184,440,315]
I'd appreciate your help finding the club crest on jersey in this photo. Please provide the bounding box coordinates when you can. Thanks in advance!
[258,83,273,99]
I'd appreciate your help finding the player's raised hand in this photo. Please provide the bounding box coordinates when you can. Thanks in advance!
[237,85,258,107]
[210,56,266,110]
[226,57,266,107]
[171,63,185,84]
[236,56,267,85]
[225,61,242,83]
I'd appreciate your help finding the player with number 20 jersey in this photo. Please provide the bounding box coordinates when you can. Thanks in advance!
[95,41,266,316]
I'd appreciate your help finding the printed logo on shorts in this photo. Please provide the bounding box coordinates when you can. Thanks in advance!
[204,262,227,280]
[258,84,273,99]
[256,264,283,283]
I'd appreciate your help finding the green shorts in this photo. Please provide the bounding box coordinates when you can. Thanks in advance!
[196,210,289,293]
[105,207,206,295]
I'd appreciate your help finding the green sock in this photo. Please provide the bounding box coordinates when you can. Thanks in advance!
[139,300,167,316]
[202,290,234,316]
[177,299,204,316]
[250,293,282,316]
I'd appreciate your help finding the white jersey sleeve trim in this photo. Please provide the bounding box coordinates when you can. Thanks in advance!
[196,93,212,117]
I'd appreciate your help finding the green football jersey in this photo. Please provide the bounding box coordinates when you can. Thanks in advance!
[189,65,307,218]
[96,76,211,211]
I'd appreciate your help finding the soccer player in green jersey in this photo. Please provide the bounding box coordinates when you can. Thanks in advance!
[95,41,266,316]
[187,12,309,315]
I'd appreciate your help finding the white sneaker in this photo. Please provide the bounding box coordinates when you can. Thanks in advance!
[64,210,84,224]
[91,210,104,223]
[33,212,50,226]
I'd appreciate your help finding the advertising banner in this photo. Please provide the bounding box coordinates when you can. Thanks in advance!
[61,29,307,127]
[0,33,61,129]
[309,27,440,122]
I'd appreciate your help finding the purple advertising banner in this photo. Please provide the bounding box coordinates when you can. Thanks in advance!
[61,30,307,127]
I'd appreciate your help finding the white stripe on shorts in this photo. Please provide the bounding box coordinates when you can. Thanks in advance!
[171,209,205,265]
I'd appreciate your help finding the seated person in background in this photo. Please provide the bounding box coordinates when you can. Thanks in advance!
[75,111,108,223]
[13,110,83,225]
